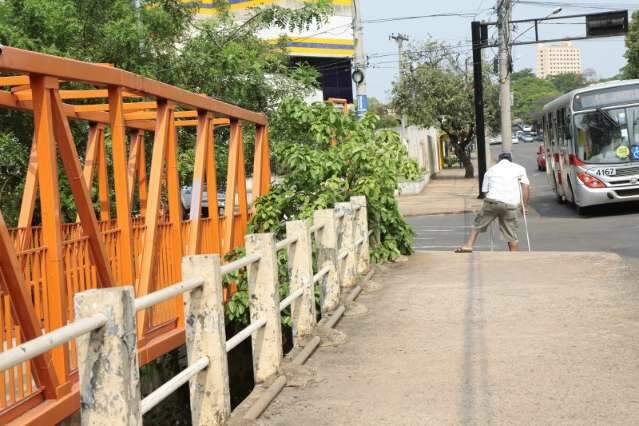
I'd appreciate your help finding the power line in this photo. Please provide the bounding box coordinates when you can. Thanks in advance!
[517,1,639,10]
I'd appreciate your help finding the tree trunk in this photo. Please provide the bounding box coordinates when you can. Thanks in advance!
[454,144,474,178]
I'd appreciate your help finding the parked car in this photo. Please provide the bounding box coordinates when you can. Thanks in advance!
[489,135,502,145]
[511,135,519,145]
[536,145,546,171]
[519,132,534,143]
[534,132,544,142]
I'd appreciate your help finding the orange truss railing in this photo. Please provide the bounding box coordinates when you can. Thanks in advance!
[0,46,271,425]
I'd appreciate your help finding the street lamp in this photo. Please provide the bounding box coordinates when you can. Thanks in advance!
[512,7,563,43]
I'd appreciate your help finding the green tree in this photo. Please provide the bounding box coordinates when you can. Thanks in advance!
[512,74,559,125]
[547,72,587,93]
[0,0,331,225]
[367,97,400,129]
[624,10,639,78]
[391,39,498,178]
[251,98,420,263]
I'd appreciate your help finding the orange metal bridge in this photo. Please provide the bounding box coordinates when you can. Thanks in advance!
[0,46,271,424]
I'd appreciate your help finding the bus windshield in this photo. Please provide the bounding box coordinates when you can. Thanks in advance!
[574,106,639,164]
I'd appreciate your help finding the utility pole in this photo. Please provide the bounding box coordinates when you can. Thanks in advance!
[497,0,513,153]
[390,33,409,142]
[352,0,368,118]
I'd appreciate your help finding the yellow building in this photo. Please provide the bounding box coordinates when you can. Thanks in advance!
[535,41,582,79]
[189,0,356,102]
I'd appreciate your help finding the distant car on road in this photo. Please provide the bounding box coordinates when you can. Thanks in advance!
[511,135,519,144]
[519,132,535,143]
[536,145,546,171]
[489,135,502,145]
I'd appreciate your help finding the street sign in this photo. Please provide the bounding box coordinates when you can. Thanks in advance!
[586,11,628,38]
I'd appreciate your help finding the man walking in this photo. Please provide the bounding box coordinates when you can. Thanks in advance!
[455,152,529,252]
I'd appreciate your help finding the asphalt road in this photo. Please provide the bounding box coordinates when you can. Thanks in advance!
[407,141,639,258]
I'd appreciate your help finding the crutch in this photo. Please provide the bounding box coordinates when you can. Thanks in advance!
[518,178,532,252]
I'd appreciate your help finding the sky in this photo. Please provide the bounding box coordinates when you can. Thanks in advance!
[360,0,639,102]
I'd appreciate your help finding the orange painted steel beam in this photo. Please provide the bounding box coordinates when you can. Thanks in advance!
[125,110,197,120]
[137,101,172,336]
[206,123,221,254]
[127,131,142,205]
[50,87,115,288]
[108,86,136,285]
[96,128,110,221]
[82,124,101,188]
[0,89,156,131]
[252,125,271,201]
[188,111,211,255]
[165,118,185,327]
[73,101,157,113]
[0,211,59,399]
[30,75,70,386]
[74,124,102,223]
[223,119,249,254]
[13,89,143,102]
[0,75,30,86]
[0,46,267,125]
[137,132,148,217]
[17,137,38,250]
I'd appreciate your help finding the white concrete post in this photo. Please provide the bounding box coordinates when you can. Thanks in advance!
[313,209,340,314]
[74,287,141,426]
[335,202,357,288]
[351,196,370,274]
[286,220,317,345]
[245,233,283,383]
[182,255,231,426]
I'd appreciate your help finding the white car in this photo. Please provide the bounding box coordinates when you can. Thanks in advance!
[511,135,519,144]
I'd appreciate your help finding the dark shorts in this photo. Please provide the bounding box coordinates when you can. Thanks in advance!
[473,199,521,243]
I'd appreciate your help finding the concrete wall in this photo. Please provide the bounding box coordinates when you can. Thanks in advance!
[398,126,441,177]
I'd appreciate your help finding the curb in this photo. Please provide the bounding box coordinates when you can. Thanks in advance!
[234,267,377,423]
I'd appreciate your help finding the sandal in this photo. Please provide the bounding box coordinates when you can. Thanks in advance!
[454,247,473,253]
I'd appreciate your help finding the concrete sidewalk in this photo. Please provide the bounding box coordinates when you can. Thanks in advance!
[261,252,639,425]
[399,167,483,216]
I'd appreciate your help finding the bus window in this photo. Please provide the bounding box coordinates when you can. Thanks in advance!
[574,110,628,163]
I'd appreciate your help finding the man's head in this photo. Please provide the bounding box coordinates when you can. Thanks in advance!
[498,152,513,162]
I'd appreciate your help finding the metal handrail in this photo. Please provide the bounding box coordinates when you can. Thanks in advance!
[135,277,204,312]
[220,253,262,275]
[313,265,331,283]
[275,236,298,251]
[0,313,108,372]
[140,357,210,415]
[225,318,267,353]
[279,287,304,311]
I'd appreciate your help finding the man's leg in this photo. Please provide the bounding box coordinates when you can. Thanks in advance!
[507,241,519,251]
[461,229,480,251]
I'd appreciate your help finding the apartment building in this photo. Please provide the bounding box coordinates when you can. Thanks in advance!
[535,41,582,79]
[189,0,355,103]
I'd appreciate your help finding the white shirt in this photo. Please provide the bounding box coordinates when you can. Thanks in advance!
[482,159,530,206]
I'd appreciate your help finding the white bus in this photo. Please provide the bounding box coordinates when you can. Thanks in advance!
[542,80,639,214]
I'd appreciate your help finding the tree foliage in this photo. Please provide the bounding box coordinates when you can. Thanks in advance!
[624,11,639,79]
[367,97,400,129]
[391,39,499,178]
[250,98,421,263]
[511,68,588,125]
[0,0,331,225]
